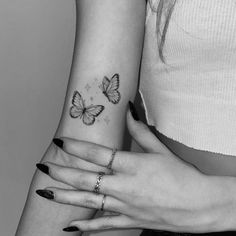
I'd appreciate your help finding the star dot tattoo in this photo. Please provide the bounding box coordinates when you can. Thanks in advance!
[85,83,91,92]
[104,116,110,125]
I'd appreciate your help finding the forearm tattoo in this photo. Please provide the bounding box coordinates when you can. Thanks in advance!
[99,73,121,104]
[69,73,121,126]
[70,91,104,126]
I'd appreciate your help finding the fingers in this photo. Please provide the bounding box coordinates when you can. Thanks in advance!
[36,187,124,213]
[64,214,135,232]
[62,139,117,169]
[127,102,168,153]
[36,162,118,195]
[53,138,136,173]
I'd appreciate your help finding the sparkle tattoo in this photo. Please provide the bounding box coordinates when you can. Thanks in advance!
[104,116,111,125]
[85,83,91,92]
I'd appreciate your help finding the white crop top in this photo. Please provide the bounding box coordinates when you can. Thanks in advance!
[139,0,236,155]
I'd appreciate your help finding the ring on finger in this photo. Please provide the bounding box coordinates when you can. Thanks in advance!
[107,148,117,171]
[93,172,105,194]
[100,194,106,211]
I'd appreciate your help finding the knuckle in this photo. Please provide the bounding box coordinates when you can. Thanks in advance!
[74,174,88,188]
[116,155,136,174]
[115,156,123,170]
[83,196,98,209]
[64,194,74,205]
[100,217,115,229]
[86,144,100,159]
[61,142,80,163]
[116,155,128,170]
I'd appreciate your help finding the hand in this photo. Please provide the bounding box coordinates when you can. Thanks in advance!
[36,107,213,233]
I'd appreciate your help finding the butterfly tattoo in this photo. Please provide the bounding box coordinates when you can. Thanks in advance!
[100,73,121,104]
[70,91,104,126]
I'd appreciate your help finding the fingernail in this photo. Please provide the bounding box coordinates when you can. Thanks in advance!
[36,163,49,175]
[129,101,139,121]
[36,189,54,200]
[63,226,80,232]
[53,138,64,149]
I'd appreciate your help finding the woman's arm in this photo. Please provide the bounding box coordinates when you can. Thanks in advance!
[33,114,236,233]
[16,1,146,235]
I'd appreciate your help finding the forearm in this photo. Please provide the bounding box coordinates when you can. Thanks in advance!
[56,1,145,144]
[16,1,146,235]
[16,144,95,236]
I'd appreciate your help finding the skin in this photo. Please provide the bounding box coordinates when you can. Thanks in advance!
[16,0,236,235]
[16,1,146,236]
[35,110,236,233]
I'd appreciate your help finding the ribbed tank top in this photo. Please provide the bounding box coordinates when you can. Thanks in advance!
[139,0,236,155]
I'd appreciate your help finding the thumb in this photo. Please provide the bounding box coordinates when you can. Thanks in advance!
[127,101,168,153]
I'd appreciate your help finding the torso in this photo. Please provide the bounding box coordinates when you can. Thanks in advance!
[140,1,236,168]
[153,128,236,177]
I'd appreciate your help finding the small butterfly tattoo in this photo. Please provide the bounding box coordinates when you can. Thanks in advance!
[99,73,121,104]
[70,91,104,126]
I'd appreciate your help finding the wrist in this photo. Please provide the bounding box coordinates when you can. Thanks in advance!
[55,105,125,149]
[200,175,236,232]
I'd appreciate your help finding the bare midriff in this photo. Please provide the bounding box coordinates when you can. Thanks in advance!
[153,129,236,177]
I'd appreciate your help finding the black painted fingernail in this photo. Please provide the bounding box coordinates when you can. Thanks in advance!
[36,163,49,175]
[63,226,80,232]
[53,138,64,149]
[129,101,139,121]
[36,189,54,200]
